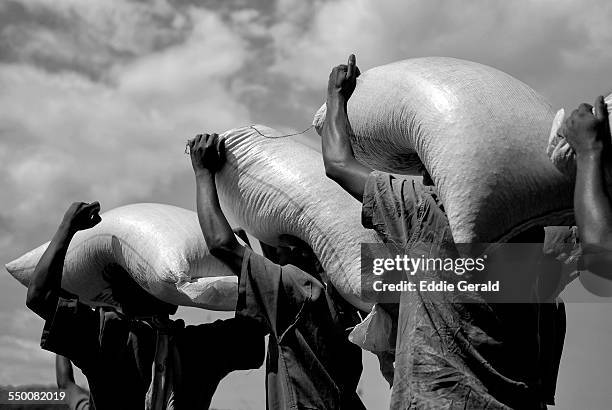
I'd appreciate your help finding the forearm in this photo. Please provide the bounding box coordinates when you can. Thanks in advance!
[575,150,612,244]
[322,99,372,201]
[322,101,355,164]
[26,223,74,319]
[195,171,244,273]
[574,150,612,275]
[55,355,76,388]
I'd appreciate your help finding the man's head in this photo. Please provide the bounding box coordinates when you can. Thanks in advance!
[264,235,357,312]
[276,235,324,280]
[276,236,359,316]
[102,264,178,317]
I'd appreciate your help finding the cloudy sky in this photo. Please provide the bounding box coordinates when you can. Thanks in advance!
[1,0,612,408]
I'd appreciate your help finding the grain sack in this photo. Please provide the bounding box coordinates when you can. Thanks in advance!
[5,203,238,310]
[313,57,574,243]
[216,125,380,311]
[547,93,612,179]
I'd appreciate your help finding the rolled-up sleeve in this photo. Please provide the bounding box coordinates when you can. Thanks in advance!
[40,297,100,370]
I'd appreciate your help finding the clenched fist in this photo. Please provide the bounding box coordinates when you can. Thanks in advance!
[327,54,361,103]
[561,96,610,156]
[188,133,226,175]
[61,201,101,233]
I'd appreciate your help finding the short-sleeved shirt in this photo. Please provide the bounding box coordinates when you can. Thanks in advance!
[40,298,264,410]
[237,248,366,410]
[363,171,565,410]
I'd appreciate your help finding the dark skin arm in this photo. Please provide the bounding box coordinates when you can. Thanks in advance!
[321,54,373,202]
[189,133,245,274]
[55,354,77,389]
[56,355,90,408]
[26,202,101,321]
[323,55,402,311]
[563,96,612,278]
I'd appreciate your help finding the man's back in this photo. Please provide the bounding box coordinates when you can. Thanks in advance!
[41,299,264,409]
[362,171,565,409]
[239,248,366,410]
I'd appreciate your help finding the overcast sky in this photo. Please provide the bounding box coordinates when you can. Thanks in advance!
[1,0,612,409]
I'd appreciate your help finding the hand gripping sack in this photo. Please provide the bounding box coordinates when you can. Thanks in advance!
[313,57,575,243]
[547,93,612,179]
[5,203,238,310]
[216,125,380,311]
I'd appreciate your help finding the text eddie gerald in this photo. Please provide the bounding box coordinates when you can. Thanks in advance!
[369,254,500,293]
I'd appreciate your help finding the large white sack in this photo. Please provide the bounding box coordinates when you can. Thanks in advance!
[216,125,380,311]
[313,57,574,243]
[5,203,238,310]
[547,93,612,178]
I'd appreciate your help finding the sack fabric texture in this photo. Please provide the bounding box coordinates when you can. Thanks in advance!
[314,57,575,243]
[6,203,238,310]
[216,125,380,311]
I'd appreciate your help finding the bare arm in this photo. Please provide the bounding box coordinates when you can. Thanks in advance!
[26,202,101,321]
[575,151,612,241]
[575,149,612,278]
[190,134,245,274]
[56,354,90,409]
[56,354,77,389]
[321,54,372,202]
[564,97,612,277]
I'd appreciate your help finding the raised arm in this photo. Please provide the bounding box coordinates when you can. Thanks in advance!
[26,202,101,321]
[563,96,612,278]
[189,133,245,274]
[321,54,373,202]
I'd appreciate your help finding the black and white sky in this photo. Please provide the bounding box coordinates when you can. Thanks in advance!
[1,1,612,408]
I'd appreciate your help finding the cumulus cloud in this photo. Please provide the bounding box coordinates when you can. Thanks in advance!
[0,1,261,388]
[268,0,612,109]
[3,2,612,405]
[0,309,53,385]
[0,0,191,78]
[0,3,254,272]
